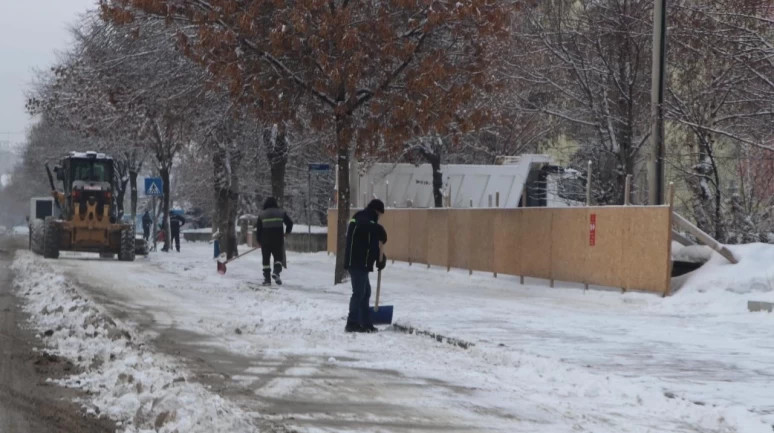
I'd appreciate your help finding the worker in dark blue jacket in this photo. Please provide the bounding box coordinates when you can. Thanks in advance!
[344,199,388,333]
[256,197,293,286]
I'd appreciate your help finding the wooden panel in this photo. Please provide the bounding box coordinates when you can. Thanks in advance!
[408,210,428,264]
[550,208,588,283]
[426,210,449,267]
[385,210,410,262]
[585,207,626,288]
[493,210,522,276]
[623,207,671,293]
[469,209,496,273]
[448,210,472,270]
[327,210,338,254]
[378,212,395,256]
[332,205,671,294]
[519,209,553,280]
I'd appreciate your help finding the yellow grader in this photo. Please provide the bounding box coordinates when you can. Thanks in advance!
[31,151,136,261]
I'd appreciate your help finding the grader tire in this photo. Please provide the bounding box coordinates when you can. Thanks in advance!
[29,220,45,255]
[118,227,136,262]
[42,217,60,259]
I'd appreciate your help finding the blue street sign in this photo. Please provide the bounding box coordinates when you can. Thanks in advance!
[308,163,331,172]
[144,177,164,197]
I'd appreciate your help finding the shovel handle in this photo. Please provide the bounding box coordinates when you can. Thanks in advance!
[374,270,382,312]
[218,247,261,275]
[226,246,260,264]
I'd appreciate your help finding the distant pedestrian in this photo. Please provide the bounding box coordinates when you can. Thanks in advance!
[163,211,186,252]
[344,199,387,333]
[255,197,293,286]
[142,211,152,241]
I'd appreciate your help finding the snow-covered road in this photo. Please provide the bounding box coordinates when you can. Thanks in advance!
[17,240,774,432]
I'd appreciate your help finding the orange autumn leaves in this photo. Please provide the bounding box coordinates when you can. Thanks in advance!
[100,0,514,151]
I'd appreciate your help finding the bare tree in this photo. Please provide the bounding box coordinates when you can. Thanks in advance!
[103,0,515,283]
[28,12,220,248]
[511,0,653,204]
[665,0,774,240]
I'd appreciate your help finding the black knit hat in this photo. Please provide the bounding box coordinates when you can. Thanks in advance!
[367,199,385,214]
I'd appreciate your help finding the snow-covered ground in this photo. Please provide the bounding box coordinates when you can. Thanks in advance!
[12,240,774,432]
[12,252,255,433]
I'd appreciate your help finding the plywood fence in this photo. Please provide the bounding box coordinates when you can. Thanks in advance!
[328,207,672,295]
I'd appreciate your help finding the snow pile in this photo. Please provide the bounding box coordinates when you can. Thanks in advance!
[292,224,327,234]
[182,227,213,234]
[11,251,256,433]
[672,244,713,263]
[12,225,29,235]
[670,243,774,312]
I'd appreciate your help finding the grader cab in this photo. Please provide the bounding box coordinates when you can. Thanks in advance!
[31,151,135,261]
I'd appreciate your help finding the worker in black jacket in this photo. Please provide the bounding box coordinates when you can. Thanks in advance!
[141,211,152,241]
[256,197,293,286]
[343,199,388,333]
[163,211,186,252]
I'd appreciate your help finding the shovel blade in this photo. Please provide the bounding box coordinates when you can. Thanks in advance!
[369,305,393,325]
[217,261,227,275]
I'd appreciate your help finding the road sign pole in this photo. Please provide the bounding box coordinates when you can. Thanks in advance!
[152,196,157,251]
[307,170,310,251]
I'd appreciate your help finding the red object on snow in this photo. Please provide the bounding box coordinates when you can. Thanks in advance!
[216,247,260,275]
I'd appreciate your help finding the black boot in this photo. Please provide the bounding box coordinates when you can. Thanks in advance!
[345,322,365,333]
[363,324,378,333]
[262,270,271,286]
[272,263,282,285]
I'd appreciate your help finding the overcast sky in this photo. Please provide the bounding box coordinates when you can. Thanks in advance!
[0,0,97,145]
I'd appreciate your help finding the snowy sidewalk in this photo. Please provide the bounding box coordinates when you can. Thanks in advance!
[27,241,774,432]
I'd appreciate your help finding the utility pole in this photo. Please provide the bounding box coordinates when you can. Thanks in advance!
[648,0,668,205]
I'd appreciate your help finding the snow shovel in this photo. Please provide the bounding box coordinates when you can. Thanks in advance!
[217,247,260,275]
[369,269,393,325]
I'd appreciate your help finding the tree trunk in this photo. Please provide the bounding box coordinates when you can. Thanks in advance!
[129,170,139,219]
[618,151,634,206]
[265,124,288,205]
[334,115,351,284]
[227,147,242,258]
[712,157,724,241]
[429,156,443,208]
[160,165,172,251]
[215,187,231,257]
[227,189,239,257]
[270,157,286,204]
[116,177,128,219]
[213,147,238,259]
